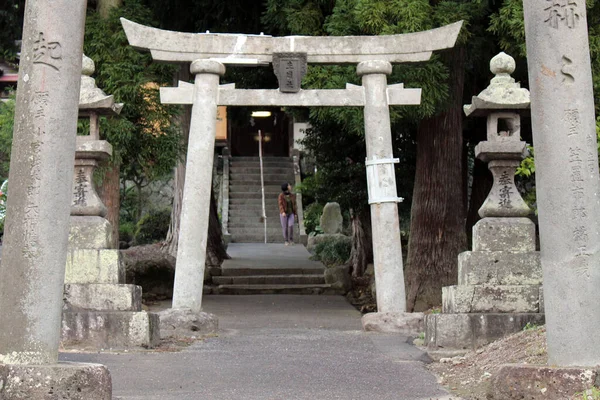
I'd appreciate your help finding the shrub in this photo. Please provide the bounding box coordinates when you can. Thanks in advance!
[303,202,324,235]
[313,235,352,266]
[119,221,136,244]
[134,208,171,245]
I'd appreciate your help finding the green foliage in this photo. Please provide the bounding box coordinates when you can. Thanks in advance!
[302,201,324,235]
[573,386,600,400]
[0,93,15,181]
[312,236,352,266]
[119,220,135,244]
[522,322,539,331]
[134,208,171,245]
[0,0,24,58]
[84,1,184,208]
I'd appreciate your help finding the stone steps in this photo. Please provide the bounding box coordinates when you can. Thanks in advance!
[213,274,325,285]
[210,283,336,295]
[229,167,294,175]
[221,266,324,276]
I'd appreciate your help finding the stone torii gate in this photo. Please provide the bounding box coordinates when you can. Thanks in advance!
[122,19,462,325]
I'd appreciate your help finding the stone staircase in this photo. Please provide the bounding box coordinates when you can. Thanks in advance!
[228,156,296,243]
[208,243,337,295]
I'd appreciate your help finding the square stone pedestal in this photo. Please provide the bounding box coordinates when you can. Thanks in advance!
[0,362,111,400]
[426,218,544,350]
[62,217,160,349]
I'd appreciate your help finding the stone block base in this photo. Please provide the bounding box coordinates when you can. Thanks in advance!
[158,309,219,339]
[0,362,111,400]
[65,249,123,284]
[361,312,424,335]
[69,216,112,250]
[61,311,160,349]
[442,285,541,313]
[473,218,536,252]
[458,251,542,286]
[425,313,545,350]
[64,283,142,312]
[489,364,599,399]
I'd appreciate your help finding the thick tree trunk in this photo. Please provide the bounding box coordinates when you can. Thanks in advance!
[404,47,468,312]
[465,158,493,247]
[349,208,372,278]
[97,0,122,18]
[164,65,191,258]
[98,161,120,248]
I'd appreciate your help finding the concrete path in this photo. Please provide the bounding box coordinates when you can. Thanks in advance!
[61,295,454,400]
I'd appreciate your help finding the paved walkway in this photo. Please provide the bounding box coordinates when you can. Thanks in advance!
[60,244,454,399]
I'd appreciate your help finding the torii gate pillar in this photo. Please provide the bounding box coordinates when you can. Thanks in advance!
[359,61,406,313]
[172,60,225,312]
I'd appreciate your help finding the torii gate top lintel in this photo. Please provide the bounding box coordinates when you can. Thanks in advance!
[120,18,463,65]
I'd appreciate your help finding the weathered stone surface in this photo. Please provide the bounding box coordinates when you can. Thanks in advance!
[65,249,124,284]
[63,284,142,312]
[425,313,545,350]
[320,202,343,234]
[0,0,88,365]
[477,160,531,218]
[158,308,218,339]
[458,251,542,286]
[61,311,159,349]
[69,216,112,250]
[306,233,352,255]
[524,2,600,366]
[489,364,599,400]
[472,218,535,253]
[362,312,424,335]
[121,18,463,64]
[442,285,541,314]
[324,265,352,293]
[0,362,112,400]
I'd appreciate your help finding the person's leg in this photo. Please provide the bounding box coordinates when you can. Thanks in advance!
[287,214,295,244]
[280,214,289,244]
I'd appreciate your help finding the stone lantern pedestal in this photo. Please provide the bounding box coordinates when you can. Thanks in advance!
[426,53,545,352]
[61,56,160,350]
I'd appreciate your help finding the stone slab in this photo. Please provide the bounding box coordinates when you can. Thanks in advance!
[69,216,112,250]
[458,251,542,286]
[65,249,124,284]
[472,217,536,252]
[158,309,218,339]
[425,313,545,350]
[63,283,142,312]
[0,362,111,400]
[61,311,160,349]
[489,364,599,400]
[443,285,541,313]
[361,312,424,335]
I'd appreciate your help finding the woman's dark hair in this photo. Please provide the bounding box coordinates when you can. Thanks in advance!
[281,182,289,192]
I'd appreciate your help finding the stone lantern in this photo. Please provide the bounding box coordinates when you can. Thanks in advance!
[425,53,544,353]
[61,55,160,350]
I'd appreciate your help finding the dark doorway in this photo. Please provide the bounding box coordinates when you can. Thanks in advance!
[229,107,290,157]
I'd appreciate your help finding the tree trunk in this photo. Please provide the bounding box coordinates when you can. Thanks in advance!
[207,186,229,266]
[465,158,493,247]
[164,65,191,258]
[349,208,372,278]
[97,0,122,18]
[404,47,468,312]
[98,161,120,248]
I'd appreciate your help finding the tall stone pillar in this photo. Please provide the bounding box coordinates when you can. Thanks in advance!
[0,1,111,398]
[172,60,225,312]
[0,0,87,365]
[523,2,600,366]
[358,61,406,314]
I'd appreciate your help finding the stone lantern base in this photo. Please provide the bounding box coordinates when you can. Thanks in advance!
[61,216,160,350]
[425,217,545,350]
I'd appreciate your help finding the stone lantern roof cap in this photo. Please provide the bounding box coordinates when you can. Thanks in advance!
[464,52,530,117]
[79,54,124,116]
